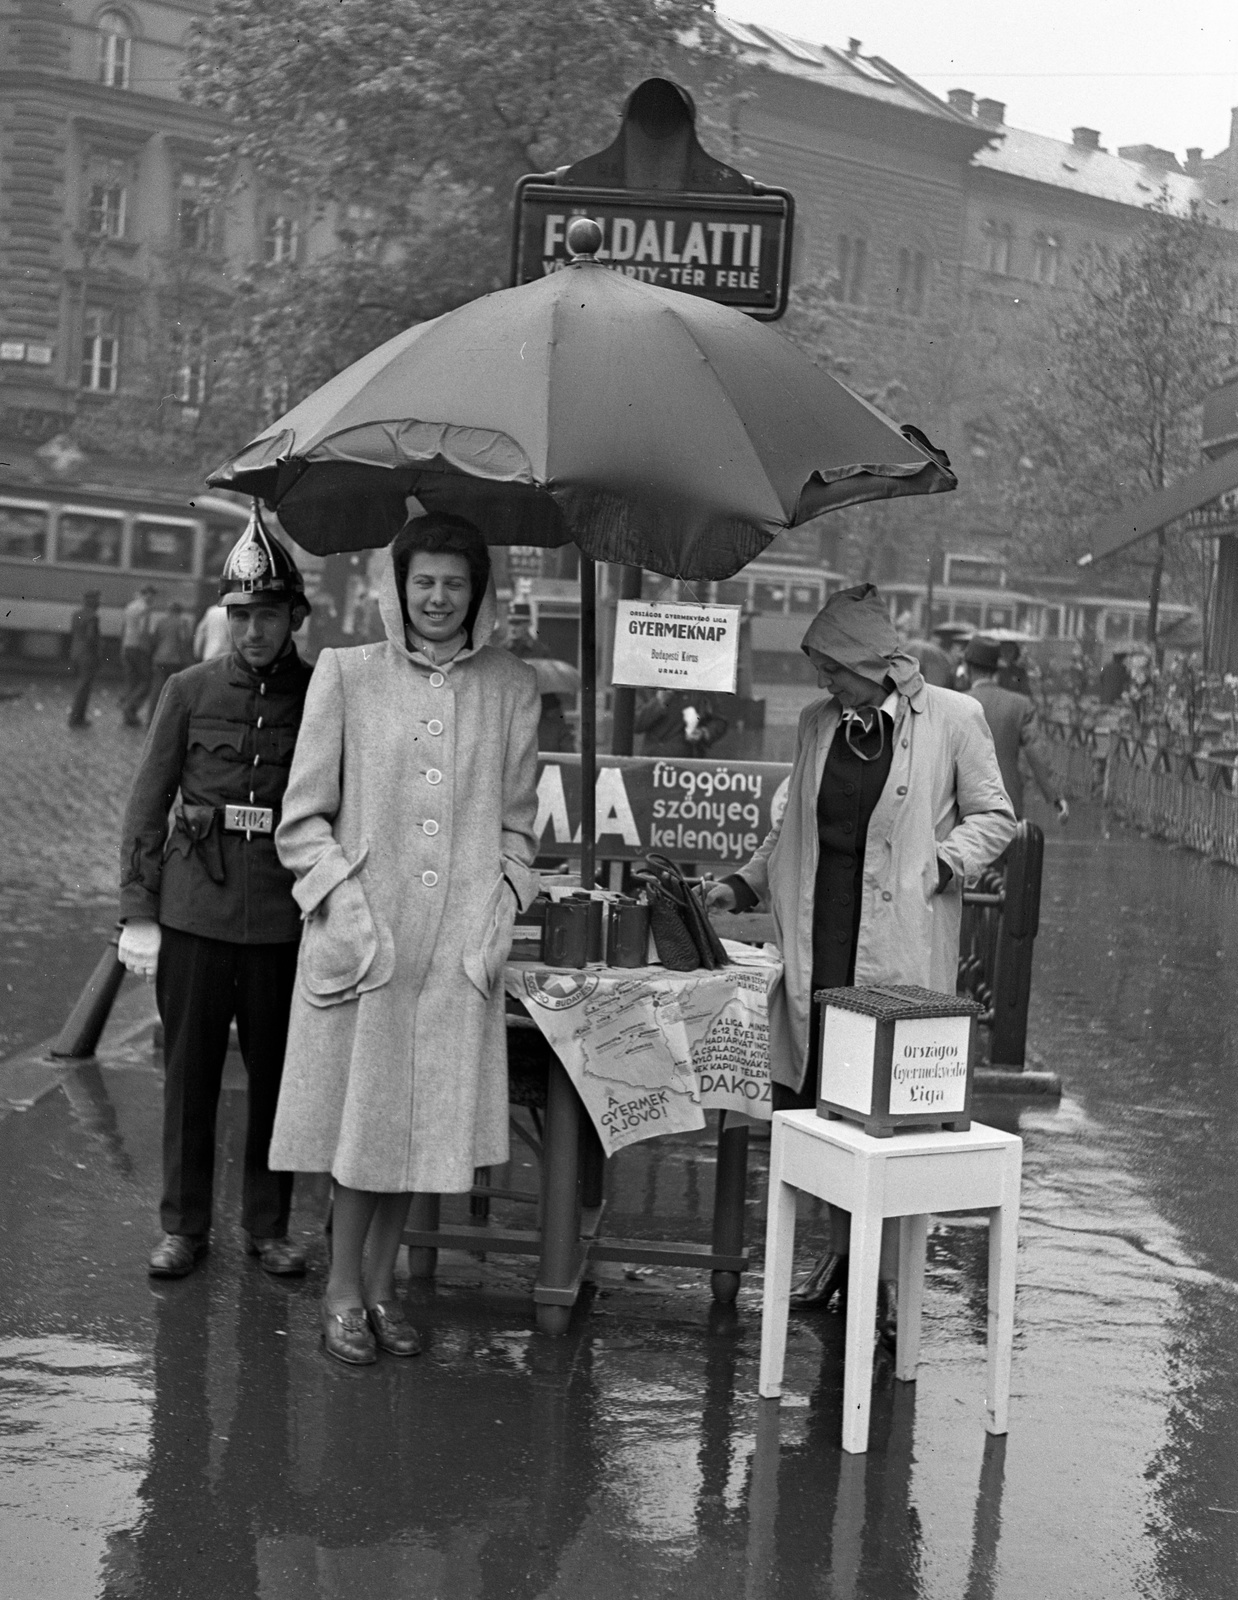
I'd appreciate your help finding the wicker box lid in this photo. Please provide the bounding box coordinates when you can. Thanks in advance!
[813,984,982,1023]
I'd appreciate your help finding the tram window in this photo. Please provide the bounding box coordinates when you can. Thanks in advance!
[203,523,241,577]
[0,503,49,560]
[132,521,194,573]
[58,512,122,566]
[1131,615,1148,642]
[952,603,982,627]
[789,583,822,613]
[1104,612,1131,641]
[714,580,748,606]
[986,606,1014,629]
[752,581,788,613]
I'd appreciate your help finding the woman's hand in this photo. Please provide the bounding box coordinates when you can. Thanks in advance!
[704,880,737,912]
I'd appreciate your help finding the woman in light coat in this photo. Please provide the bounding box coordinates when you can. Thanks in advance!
[708,584,1015,1319]
[269,514,540,1365]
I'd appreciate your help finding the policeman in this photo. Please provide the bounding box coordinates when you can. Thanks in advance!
[118,509,314,1278]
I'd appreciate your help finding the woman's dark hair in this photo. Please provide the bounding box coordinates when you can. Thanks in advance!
[391,512,492,644]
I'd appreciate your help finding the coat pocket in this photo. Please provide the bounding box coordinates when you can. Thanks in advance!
[299,874,393,1007]
[463,875,517,997]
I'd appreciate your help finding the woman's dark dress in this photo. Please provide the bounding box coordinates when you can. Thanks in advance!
[730,707,894,1107]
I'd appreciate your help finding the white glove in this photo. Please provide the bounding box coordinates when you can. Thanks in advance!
[118,919,161,981]
[1055,797,1070,825]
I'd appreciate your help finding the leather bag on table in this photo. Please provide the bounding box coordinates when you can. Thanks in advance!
[638,853,730,971]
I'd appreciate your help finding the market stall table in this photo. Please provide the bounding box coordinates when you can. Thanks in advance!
[402,943,781,1333]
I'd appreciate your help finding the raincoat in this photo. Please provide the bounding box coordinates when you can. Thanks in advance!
[736,587,1016,1092]
[268,549,540,1192]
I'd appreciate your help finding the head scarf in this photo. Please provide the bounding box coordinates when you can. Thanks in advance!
[800,583,922,694]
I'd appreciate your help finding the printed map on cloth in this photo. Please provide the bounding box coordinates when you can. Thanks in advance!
[504,943,781,1157]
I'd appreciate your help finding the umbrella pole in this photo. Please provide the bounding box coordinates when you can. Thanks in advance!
[579,553,597,889]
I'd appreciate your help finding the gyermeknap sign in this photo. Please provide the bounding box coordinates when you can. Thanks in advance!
[612,600,741,692]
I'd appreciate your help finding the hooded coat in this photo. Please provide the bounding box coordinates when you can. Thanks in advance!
[267,548,541,1192]
[736,585,1016,1093]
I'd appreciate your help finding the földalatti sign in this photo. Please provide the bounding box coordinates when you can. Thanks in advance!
[612,600,741,693]
[512,185,793,317]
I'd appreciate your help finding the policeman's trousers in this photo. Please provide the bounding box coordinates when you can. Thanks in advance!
[156,927,298,1240]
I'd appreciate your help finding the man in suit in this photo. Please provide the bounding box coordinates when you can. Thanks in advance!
[966,638,1068,822]
[66,589,102,727]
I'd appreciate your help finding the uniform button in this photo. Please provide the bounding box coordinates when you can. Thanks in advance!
[423,819,439,836]
[253,755,261,767]
[429,672,445,687]
[882,891,893,902]
[426,768,442,785]
[257,716,264,728]
[896,786,907,795]
[421,870,439,887]
[259,683,266,696]
[427,719,443,735]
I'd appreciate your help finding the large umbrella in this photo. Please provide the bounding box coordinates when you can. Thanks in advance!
[209,222,957,880]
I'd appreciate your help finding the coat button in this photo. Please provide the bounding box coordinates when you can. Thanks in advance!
[902,739,909,748]
[422,870,439,887]
[429,672,445,687]
[882,890,893,901]
[426,768,442,784]
[896,785,907,795]
[427,719,443,735]
[423,819,439,835]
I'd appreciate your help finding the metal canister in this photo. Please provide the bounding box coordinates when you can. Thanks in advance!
[541,900,592,968]
[607,900,651,967]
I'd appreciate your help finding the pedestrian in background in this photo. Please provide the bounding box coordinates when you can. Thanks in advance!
[146,601,195,724]
[635,687,728,758]
[117,515,313,1281]
[996,639,1033,697]
[966,638,1068,822]
[66,589,101,728]
[120,582,156,726]
[506,605,576,751]
[901,635,956,688]
[268,514,540,1367]
[194,600,232,661]
[707,584,1015,1329]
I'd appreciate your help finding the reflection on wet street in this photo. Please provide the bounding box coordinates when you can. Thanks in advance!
[2,691,1237,1596]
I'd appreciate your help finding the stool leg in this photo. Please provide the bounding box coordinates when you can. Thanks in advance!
[841,1162,883,1454]
[711,1112,749,1305]
[757,1124,796,1399]
[895,1214,928,1383]
[986,1146,1021,1435]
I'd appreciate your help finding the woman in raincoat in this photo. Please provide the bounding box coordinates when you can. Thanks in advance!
[269,514,540,1365]
[708,584,1015,1322]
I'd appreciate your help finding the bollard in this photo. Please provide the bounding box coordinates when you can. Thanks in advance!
[49,929,126,1059]
[989,822,1044,1069]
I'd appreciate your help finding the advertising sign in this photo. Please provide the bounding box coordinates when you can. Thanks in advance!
[534,753,791,868]
[612,600,741,692]
[512,184,793,318]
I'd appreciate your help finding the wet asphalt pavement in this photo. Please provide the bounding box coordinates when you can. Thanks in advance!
[2,677,1238,1599]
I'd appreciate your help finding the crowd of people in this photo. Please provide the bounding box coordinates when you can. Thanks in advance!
[106,511,1049,1365]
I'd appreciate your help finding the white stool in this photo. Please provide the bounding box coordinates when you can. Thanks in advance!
[759,1110,1022,1454]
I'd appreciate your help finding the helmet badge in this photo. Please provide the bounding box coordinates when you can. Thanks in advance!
[232,538,270,581]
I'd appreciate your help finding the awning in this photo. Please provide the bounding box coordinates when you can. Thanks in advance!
[1078,449,1238,566]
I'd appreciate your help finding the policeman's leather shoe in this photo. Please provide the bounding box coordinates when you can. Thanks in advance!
[789,1251,848,1310]
[246,1235,307,1276]
[367,1301,422,1357]
[322,1305,377,1366]
[148,1234,207,1278]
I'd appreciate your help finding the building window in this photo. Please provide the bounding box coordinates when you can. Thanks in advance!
[97,10,132,89]
[80,308,120,392]
[263,214,300,265]
[177,174,212,252]
[982,219,1013,276]
[87,181,126,240]
[895,248,928,315]
[1031,231,1062,286]
[170,325,207,407]
[830,233,867,304]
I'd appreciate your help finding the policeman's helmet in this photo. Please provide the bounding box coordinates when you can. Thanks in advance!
[218,504,310,623]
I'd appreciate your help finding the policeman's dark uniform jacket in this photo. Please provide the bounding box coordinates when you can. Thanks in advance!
[119,520,311,1253]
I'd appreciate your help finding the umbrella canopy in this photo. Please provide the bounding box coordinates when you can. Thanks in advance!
[527,657,582,697]
[209,248,954,580]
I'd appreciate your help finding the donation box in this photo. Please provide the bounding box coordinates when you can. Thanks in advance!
[815,984,980,1138]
